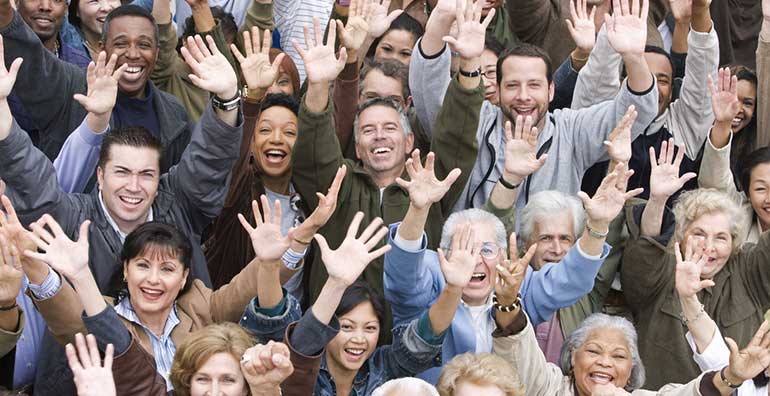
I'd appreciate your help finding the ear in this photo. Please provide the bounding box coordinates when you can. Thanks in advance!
[122,261,129,282]
[98,41,105,52]
[181,268,190,289]
[405,95,413,110]
[97,166,104,190]
[405,131,414,153]
[548,81,555,103]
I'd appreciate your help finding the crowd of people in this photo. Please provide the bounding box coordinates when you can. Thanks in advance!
[0,0,768,393]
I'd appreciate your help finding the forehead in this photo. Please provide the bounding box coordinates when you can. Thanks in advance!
[380,29,416,48]
[685,212,731,234]
[258,106,297,124]
[751,163,770,183]
[644,52,672,77]
[453,221,498,244]
[106,144,160,169]
[358,104,402,125]
[480,49,498,66]
[196,352,241,374]
[19,0,66,9]
[340,300,378,323]
[106,15,156,41]
[133,244,182,264]
[737,79,757,98]
[500,55,548,81]
[361,70,403,96]
[533,210,575,237]
[584,328,630,351]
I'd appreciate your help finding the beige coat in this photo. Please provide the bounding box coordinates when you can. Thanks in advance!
[492,317,708,396]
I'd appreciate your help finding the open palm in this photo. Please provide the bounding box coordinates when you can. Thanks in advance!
[238,195,292,262]
[648,139,696,200]
[566,0,597,53]
[294,17,347,84]
[674,238,714,298]
[709,67,740,124]
[232,28,285,90]
[337,0,370,52]
[578,163,643,224]
[726,325,770,383]
[495,233,533,303]
[0,196,35,256]
[74,52,126,116]
[438,224,478,290]
[396,150,461,210]
[367,0,402,38]
[0,234,22,305]
[443,0,495,60]
[605,0,648,57]
[504,117,546,179]
[181,35,239,98]
[25,216,91,282]
[604,106,636,164]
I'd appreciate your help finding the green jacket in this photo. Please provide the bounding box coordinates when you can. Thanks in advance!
[293,76,483,331]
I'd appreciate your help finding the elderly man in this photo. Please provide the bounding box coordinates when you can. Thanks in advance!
[382,115,643,383]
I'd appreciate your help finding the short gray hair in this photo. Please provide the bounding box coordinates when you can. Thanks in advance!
[372,378,439,396]
[353,97,412,139]
[440,209,507,251]
[672,188,747,251]
[519,190,585,244]
[559,313,646,391]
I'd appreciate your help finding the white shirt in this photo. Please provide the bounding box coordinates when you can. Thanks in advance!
[97,191,153,243]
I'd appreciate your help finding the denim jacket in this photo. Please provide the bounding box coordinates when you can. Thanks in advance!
[240,291,444,396]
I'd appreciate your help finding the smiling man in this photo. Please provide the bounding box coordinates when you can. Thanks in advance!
[0,3,192,180]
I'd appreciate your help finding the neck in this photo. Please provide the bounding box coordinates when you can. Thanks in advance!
[130,298,172,336]
[261,173,292,195]
[325,351,357,396]
[82,28,100,57]
[760,217,769,233]
[112,212,150,235]
[463,295,489,307]
[42,35,59,54]
[367,165,404,188]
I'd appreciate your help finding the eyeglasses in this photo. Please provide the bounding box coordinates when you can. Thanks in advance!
[289,193,306,227]
[481,69,497,80]
[447,242,500,260]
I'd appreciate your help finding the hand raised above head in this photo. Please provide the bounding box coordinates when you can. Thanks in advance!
[232,28,286,92]
[566,0,597,54]
[366,0,403,39]
[24,215,91,283]
[604,0,649,57]
[604,105,636,165]
[292,17,347,84]
[578,162,644,228]
[396,149,461,210]
[442,0,495,60]
[708,67,740,125]
[674,236,714,298]
[66,333,116,396]
[181,34,239,99]
[437,224,478,291]
[495,232,534,305]
[74,52,127,117]
[293,165,346,242]
[238,195,293,262]
[241,340,294,389]
[648,138,696,201]
[502,116,546,183]
[335,0,372,53]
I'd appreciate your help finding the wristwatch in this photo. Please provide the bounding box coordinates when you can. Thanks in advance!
[212,90,242,112]
[719,367,742,389]
[458,67,481,78]
[498,176,521,190]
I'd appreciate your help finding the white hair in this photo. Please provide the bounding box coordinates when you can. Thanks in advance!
[372,378,440,396]
[439,208,507,250]
[519,190,585,244]
[353,97,412,138]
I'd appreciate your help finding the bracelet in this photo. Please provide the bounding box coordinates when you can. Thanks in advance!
[570,51,589,63]
[719,367,742,389]
[281,247,307,270]
[492,294,521,313]
[212,89,242,112]
[293,236,313,245]
[585,224,608,239]
[0,301,18,311]
[680,303,705,324]
[458,67,481,78]
[498,176,521,190]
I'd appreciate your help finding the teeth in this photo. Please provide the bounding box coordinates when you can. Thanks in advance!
[471,273,486,280]
[590,373,613,383]
[345,348,364,356]
[126,66,143,73]
[141,288,162,295]
[121,197,141,204]
[265,150,286,156]
[373,147,391,154]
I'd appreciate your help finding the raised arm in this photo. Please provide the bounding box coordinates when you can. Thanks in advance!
[669,0,691,54]
[570,24,621,109]
[238,0,274,46]
[296,18,347,114]
[606,0,653,93]
[241,341,294,396]
[675,237,717,354]
[565,0,597,72]
[757,0,770,147]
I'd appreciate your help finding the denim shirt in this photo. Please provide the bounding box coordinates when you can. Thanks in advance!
[240,291,444,396]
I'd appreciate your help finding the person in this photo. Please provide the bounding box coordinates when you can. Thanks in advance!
[0,4,193,172]
[758,0,770,147]
[63,0,120,59]
[572,0,717,200]
[412,0,658,213]
[0,231,21,360]
[367,13,423,65]
[170,323,294,396]
[677,236,770,395]
[620,140,770,387]
[241,212,460,395]
[372,378,439,396]
[435,353,524,396]
[480,38,503,105]
[384,118,640,382]
[291,4,484,320]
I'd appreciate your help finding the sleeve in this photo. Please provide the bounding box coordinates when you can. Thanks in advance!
[383,224,443,327]
[738,230,770,308]
[408,39,452,139]
[287,309,340,356]
[110,335,168,396]
[239,292,303,342]
[666,27,719,160]
[280,322,323,396]
[756,37,770,148]
[482,197,516,238]
[128,0,153,11]
[570,25,622,110]
[239,0,275,41]
[378,315,444,381]
[492,313,566,396]
[150,23,185,84]
[332,61,360,153]
[549,56,579,111]
[697,133,745,205]
[27,269,61,300]
[503,0,560,48]
[81,305,131,354]
[0,308,23,358]
[208,256,264,323]
[27,276,87,346]
[164,101,243,233]
[431,75,484,214]
[520,243,610,326]
[685,327,729,372]
[53,117,107,194]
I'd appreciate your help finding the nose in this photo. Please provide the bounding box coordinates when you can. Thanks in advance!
[596,353,612,367]
[550,239,564,254]
[350,330,367,343]
[146,267,161,284]
[126,174,141,191]
[269,128,283,143]
[125,45,140,60]
[39,0,53,11]
[98,0,116,12]
[516,85,530,101]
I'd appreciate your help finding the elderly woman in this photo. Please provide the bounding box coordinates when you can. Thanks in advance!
[620,139,770,388]
[436,353,524,396]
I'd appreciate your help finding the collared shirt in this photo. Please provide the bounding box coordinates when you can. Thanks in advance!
[114,298,180,391]
[12,276,48,388]
[461,295,495,354]
[97,191,153,243]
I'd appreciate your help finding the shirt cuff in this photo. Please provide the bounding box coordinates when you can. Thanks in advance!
[254,295,288,317]
[575,241,604,260]
[76,119,108,147]
[706,130,733,152]
[416,310,444,345]
[393,228,424,253]
[28,269,61,300]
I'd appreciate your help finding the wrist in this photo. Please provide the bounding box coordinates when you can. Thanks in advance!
[572,47,591,60]
[674,18,691,26]
[459,57,480,73]
[0,299,16,308]
[648,193,671,204]
[215,86,239,102]
[346,48,359,63]
[586,219,610,231]
[444,284,463,296]
[501,171,525,186]
[251,385,282,396]
[723,365,745,386]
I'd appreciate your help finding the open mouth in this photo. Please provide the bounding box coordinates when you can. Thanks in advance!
[119,195,143,208]
[371,147,392,157]
[514,107,536,118]
[96,16,106,24]
[589,372,614,385]
[140,287,163,301]
[263,149,287,164]
[122,65,146,82]
[470,272,487,283]
[32,16,55,27]
[343,348,366,361]
[732,116,744,129]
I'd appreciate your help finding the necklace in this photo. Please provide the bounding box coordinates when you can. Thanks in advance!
[53,40,60,58]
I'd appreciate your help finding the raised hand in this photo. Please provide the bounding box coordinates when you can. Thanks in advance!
[0,234,21,307]
[336,0,371,53]
[495,232,535,305]
[293,17,347,84]
[315,212,391,287]
[724,321,770,384]
[764,0,770,20]
[0,35,22,102]
[442,0,495,60]
[293,165,346,242]
[238,195,293,262]
[503,116,547,182]
[24,215,91,282]
[396,149,461,210]
[605,0,649,57]
[367,0,403,39]
[648,139,697,200]
[73,52,127,116]
[232,28,286,91]
[181,35,239,99]
[578,163,644,227]
[66,333,116,396]
[668,0,692,23]
[674,237,715,298]
[436,224,479,291]
[604,105,637,164]
[566,0,597,55]
[0,195,36,261]
[708,67,740,125]
[241,340,294,393]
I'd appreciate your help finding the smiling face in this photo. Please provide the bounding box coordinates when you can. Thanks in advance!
[749,163,770,231]
[455,221,501,306]
[374,29,416,65]
[97,145,160,234]
[189,352,249,396]
[527,211,576,270]
[359,69,409,109]
[78,0,120,37]
[480,49,499,105]
[354,104,413,177]
[644,52,673,117]
[251,106,298,179]
[325,301,380,374]
[681,212,733,279]
[99,15,158,99]
[18,0,67,43]
[498,55,554,130]
[124,244,189,320]
[572,328,633,395]
[732,79,757,133]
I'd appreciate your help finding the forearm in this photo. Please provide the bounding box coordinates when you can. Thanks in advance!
[310,279,347,325]
[577,223,609,257]
[709,122,731,149]
[213,101,240,127]
[250,385,282,396]
[427,286,461,335]
[70,272,108,317]
[305,82,330,114]
[397,204,429,241]
[22,258,50,286]
[151,0,171,24]
[191,3,216,33]
[671,22,690,54]
[640,198,667,237]
[458,57,481,90]
[680,294,716,354]
[763,19,770,42]
[690,5,712,33]
[487,173,524,210]
[0,98,11,142]
[622,54,653,93]
[85,111,110,134]
[257,264,283,310]
[0,306,19,332]
[494,305,521,330]
[420,12,453,57]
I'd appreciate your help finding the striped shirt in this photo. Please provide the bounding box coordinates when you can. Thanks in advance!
[114,298,181,391]
[273,0,334,83]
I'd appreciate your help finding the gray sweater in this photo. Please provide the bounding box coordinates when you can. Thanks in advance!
[409,40,659,220]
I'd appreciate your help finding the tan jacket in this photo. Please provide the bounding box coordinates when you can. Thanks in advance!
[492,317,708,396]
[32,257,262,355]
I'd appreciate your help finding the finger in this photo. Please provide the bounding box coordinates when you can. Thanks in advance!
[196,35,213,57]
[756,320,770,348]
[77,220,90,245]
[103,343,114,369]
[231,43,246,64]
[74,333,92,369]
[261,28,272,55]
[678,172,697,185]
[0,235,10,267]
[480,6,495,29]
[259,195,271,225]
[42,214,65,237]
[367,243,392,261]
[313,233,330,255]
[440,168,462,187]
[237,213,255,234]
[29,221,54,246]
[519,243,537,267]
[674,242,683,263]
[358,217,384,242]
[272,199,282,225]
[672,144,685,168]
[347,212,365,239]
[508,232,519,260]
[65,343,84,374]
[271,53,286,77]
[105,53,119,77]
[504,121,513,141]
[442,36,459,49]
[623,187,644,199]
[314,17,323,46]
[86,334,101,367]
[665,139,675,165]
[649,146,658,168]
[424,151,436,173]
[725,337,740,357]
[364,225,389,251]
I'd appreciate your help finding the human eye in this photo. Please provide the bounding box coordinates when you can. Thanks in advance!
[366,325,379,332]
[340,324,354,331]
[259,127,271,135]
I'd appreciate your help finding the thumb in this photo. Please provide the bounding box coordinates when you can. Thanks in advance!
[700,279,716,289]
[442,36,458,49]
[725,337,740,357]
[577,191,591,207]
[73,94,89,108]
[313,234,330,254]
[78,220,91,243]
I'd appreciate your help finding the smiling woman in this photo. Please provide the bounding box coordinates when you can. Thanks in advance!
[68,0,122,59]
